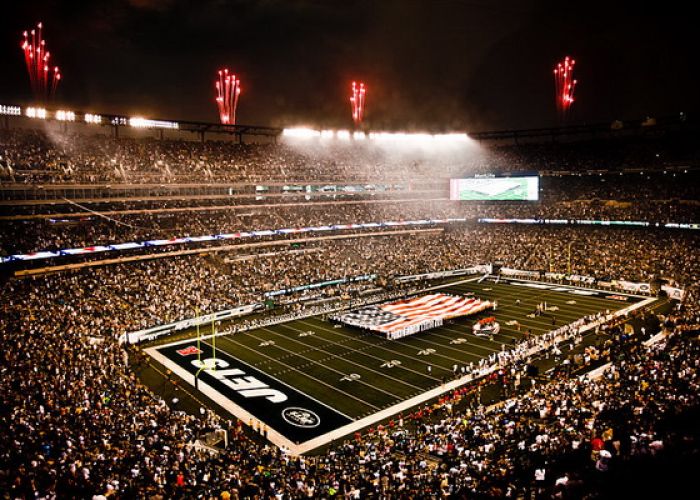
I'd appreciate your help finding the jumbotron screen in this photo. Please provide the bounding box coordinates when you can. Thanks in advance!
[450,176,539,201]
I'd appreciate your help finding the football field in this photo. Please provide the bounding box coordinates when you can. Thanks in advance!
[144,278,653,454]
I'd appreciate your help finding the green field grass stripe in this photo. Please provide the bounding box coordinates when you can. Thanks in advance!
[259,326,429,392]
[297,318,458,373]
[214,333,383,411]
[277,321,446,381]
[245,328,409,400]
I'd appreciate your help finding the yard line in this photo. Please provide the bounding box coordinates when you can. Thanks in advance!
[240,328,406,400]
[301,318,478,366]
[279,321,446,381]
[495,301,612,318]
[295,319,454,375]
[451,281,625,311]
[198,340,355,420]
[446,282,626,327]
[305,315,500,353]
[429,326,505,350]
[386,326,500,359]
[259,325,429,392]
[251,335,359,367]
[214,334,382,411]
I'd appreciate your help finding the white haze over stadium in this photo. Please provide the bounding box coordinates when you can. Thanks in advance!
[282,127,482,176]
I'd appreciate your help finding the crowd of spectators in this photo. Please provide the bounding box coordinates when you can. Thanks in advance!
[2,169,699,256]
[1,244,697,497]
[2,125,699,258]
[1,125,699,498]
[0,129,464,184]
[312,317,699,498]
[2,224,698,332]
[2,127,700,184]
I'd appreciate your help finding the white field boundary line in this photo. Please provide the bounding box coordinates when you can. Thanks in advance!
[496,276,650,299]
[145,288,656,455]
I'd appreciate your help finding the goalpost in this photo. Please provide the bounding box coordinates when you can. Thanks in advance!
[194,309,218,390]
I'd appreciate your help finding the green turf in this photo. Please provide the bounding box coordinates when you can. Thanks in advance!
[179,280,639,420]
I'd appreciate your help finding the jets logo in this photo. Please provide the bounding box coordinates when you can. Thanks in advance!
[282,407,320,428]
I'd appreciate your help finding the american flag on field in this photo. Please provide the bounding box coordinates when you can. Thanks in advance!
[338,293,492,334]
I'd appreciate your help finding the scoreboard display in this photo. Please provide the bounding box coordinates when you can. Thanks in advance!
[450,175,539,201]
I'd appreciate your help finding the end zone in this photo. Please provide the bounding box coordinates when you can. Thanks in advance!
[145,340,353,451]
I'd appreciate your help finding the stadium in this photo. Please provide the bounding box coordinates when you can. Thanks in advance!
[1,1,699,499]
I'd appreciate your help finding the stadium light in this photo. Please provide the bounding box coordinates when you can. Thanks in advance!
[0,105,21,116]
[433,133,470,143]
[84,113,102,124]
[55,110,75,121]
[282,127,320,139]
[367,131,472,146]
[25,107,48,119]
[129,117,179,129]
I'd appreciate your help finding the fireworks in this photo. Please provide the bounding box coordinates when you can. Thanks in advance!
[21,22,61,101]
[553,56,577,119]
[350,81,366,126]
[215,69,241,125]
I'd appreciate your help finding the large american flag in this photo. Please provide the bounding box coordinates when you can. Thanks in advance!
[338,293,492,334]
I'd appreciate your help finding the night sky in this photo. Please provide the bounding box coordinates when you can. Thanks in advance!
[0,0,696,131]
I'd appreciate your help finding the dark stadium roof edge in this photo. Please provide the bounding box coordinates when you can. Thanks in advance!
[1,103,695,144]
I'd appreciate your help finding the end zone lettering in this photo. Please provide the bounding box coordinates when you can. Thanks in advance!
[154,341,353,442]
[192,357,287,403]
